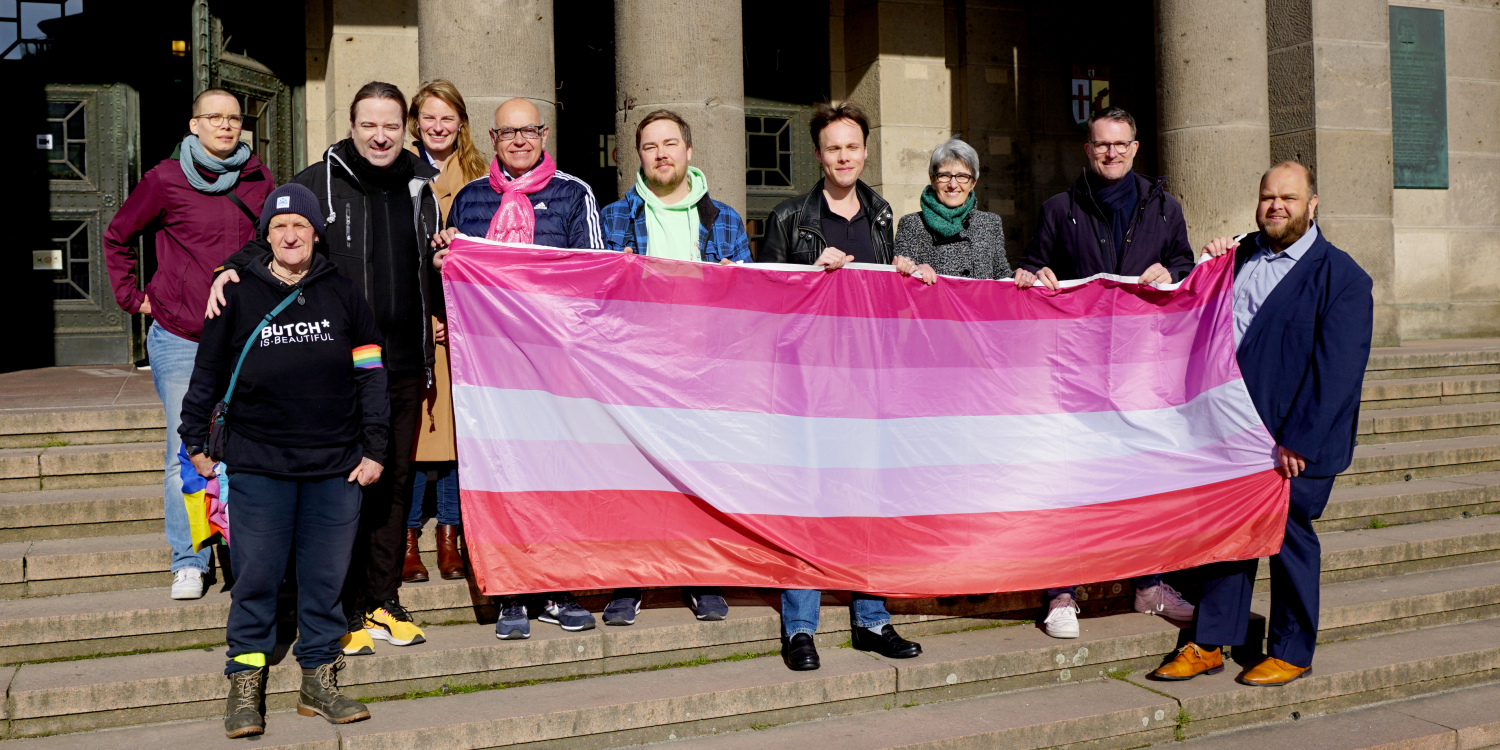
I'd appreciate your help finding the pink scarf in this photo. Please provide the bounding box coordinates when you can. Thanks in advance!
[485,151,556,244]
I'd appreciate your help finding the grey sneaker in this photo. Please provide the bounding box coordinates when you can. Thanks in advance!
[1135,583,1195,621]
[224,667,266,738]
[296,656,370,724]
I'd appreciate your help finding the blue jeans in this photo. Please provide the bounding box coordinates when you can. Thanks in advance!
[407,463,461,528]
[225,472,361,673]
[148,323,212,574]
[781,589,890,638]
[1046,574,1163,599]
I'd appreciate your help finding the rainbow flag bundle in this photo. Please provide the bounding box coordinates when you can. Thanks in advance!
[442,237,1288,597]
[178,444,229,550]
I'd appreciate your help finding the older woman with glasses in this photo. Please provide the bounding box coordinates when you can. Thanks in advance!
[894,138,1035,286]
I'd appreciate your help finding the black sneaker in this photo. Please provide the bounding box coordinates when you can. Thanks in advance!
[686,588,729,621]
[496,597,531,640]
[603,589,642,626]
[538,592,596,631]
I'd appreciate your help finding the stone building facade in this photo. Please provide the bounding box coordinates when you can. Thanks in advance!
[301,0,1498,347]
[7,0,1497,367]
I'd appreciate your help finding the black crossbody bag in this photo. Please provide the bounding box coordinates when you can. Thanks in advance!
[206,289,302,461]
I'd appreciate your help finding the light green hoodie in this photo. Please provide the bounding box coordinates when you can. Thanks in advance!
[635,166,708,261]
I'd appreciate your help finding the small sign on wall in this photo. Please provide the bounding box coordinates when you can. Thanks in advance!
[33,250,62,270]
[36,134,53,150]
[1070,65,1110,127]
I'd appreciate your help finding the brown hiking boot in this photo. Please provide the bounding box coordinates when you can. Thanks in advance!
[224,667,267,738]
[297,656,370,724]
[436,524,466,579]
[402,528,428,582]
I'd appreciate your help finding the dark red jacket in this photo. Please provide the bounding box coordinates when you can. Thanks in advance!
[105,156,275,341]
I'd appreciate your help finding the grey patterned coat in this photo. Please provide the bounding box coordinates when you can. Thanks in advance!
[894,210,1011,280]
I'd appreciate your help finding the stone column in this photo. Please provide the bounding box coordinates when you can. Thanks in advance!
[1268,0,1397,344]
[418,0,556,163]
[1155,0,1271,249]
[305,0,421,163]
[839,0,953,218]
[615,0,746,214]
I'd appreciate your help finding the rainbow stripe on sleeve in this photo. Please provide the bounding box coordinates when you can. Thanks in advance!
[353,344,383,369]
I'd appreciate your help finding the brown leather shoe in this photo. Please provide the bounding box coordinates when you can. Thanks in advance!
[435,524,465,580]
[401,529,428,583]
[1149,643,1223,681]
[1239,657,1310,686]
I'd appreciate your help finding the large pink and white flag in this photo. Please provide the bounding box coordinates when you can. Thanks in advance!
[443,237,1288,598]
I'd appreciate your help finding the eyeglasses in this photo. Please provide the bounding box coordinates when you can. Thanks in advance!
[934,172,975,185]
[194,113,243,128]
[1088,141,1135,155]
[490,126,544,141]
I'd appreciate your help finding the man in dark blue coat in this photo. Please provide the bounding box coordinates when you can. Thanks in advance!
[1151,160,1373,686]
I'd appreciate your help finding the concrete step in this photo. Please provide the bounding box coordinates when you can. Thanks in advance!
[1359,401,1500,445]
[1169,682,1500,750]
[1342,434,1500,486]
[3,561,1496,739]
[1302,515,1500,587]
[1135,617,1500,738]
[0,443,161,494]
[1364,340,1500,381]
[0,512,1494,662]
[1319,472,1500,532]
[0,406,164,450]
[1359,374,1500,411]
[9,605,1498,746]
[0,486,162,544]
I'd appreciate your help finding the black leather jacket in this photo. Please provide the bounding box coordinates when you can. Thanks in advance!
[758,178,895,265]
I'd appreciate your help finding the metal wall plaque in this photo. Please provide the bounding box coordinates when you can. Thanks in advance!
[1389,6,1448,189]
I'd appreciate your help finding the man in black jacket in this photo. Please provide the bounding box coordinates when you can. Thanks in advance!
[208,82,439,655]
[755,102,921,671]
[1018,107,1199,640]
[1017,107,1194,290]
[758,102,894,268]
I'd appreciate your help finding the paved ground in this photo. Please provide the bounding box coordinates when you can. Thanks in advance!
[0,366,158,412]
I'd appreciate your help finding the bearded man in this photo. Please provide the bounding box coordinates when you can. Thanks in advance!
[1150,161,1373,686]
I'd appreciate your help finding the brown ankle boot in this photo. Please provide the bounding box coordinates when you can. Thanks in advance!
[436,524,465,580]
[402,529,428,583]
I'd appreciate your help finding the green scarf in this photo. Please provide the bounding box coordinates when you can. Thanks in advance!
[919,185,976,238]
[635,167,708,261]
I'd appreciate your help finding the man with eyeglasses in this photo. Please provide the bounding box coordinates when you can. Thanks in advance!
[1015,106,1197,640]
[105,87,274,601]
[430,97,604,641]
[440,98,602,249]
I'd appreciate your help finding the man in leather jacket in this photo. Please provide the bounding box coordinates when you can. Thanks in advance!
[757,102,894,267]
[755,102,920,672]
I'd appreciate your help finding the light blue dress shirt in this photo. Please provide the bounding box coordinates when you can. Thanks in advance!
[1232,222,1319,344]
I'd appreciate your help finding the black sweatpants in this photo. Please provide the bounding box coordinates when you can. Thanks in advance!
[225,472,361,674]
[344,372,424,617]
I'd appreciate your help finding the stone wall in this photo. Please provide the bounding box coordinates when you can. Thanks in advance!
[1390,0,1500,340]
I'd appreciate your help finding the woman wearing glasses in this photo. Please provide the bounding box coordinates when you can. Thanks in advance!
[893,138,1027,285]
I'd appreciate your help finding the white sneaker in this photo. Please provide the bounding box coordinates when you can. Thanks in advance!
[1043,594,1081,638]
[171,568,205,600]
[1135,583,1195,621]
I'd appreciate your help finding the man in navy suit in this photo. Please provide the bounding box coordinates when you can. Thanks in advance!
[1149,161,1373,686]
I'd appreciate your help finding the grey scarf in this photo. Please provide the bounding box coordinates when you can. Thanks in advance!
[178,134,251,194]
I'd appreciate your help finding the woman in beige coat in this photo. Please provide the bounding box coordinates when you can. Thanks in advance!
[403,79,486,582]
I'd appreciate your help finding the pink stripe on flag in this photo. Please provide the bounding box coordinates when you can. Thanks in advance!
[441,238,1235,322]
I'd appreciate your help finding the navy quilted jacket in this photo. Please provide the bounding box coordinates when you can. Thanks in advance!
[446,162,604,249]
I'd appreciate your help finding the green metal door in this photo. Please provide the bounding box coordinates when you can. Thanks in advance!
[41,83,140,366]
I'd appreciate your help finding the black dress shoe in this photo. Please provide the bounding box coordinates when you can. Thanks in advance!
[782,633,820,671]
[851,624,922,658]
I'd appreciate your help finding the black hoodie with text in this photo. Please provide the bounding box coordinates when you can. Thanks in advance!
[181,250,391,480]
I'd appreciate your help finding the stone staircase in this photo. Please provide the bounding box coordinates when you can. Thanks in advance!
[0,342,1496,749]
